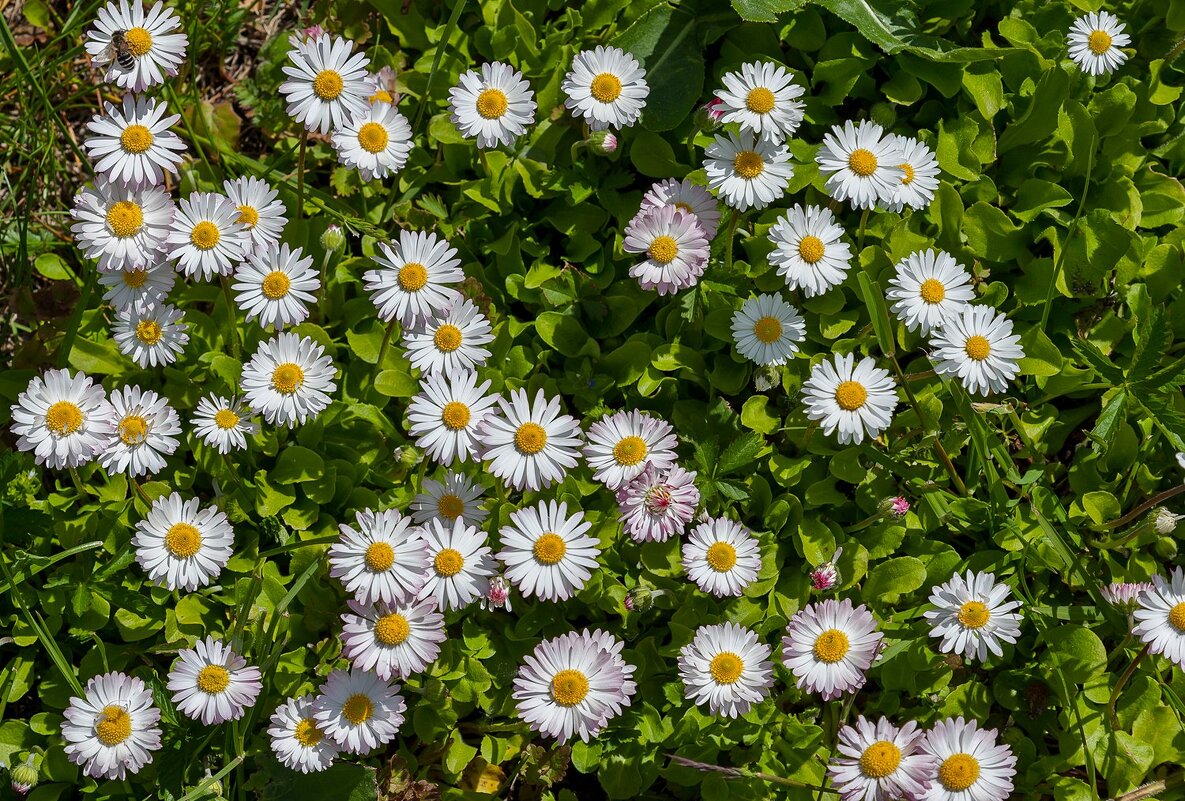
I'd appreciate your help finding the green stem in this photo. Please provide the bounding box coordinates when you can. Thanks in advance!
[1092,519,1155,550]
[1108,643,1151,730]
[1166,35,1185,64]
[1040,136,1095,329]
[856,207,870,253]
[890,355,968,496]
[295,129,308,222]
[372,318,398,383]
[221,276,240,358]
[722,209,740,272]
[67,466,89,501]
[664,754,839,793]
[1092,483,1185,531]
[130,477,153,507]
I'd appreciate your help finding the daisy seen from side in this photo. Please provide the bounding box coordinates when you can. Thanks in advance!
[639,178,722,239]
[883,136,940,213]
[410,471,489,528]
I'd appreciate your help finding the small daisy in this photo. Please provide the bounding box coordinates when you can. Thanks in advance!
[167,637,262,726]
[682,517,761,597]
[410,472,489,528]
[403,299,495,377]
[363,230,464,328]
[223,176,287,253]
[816,121,905,210]
[449,61,536,148]
[639,177,722,239]
[622,205,709,296]
[496,500,600,603]
[886,250,975,335]
[84,94,186,188]
[98,260,175,309]
[71,180,174,271]
[232,243,319,329]
[329,508,430,605]
[267,696,339,774]
[1102,581,1154,613]
[112,300,188,368]
[828,717,934,801]
[341,598,447,680]
[801,353,898,445]
[240,332,337,427]
[166,191,250,281]
[280,33,372,135]
[367,65,399,105]
[704,130,794,212]
[921,718,1017,801]
[782,599,884,701]
[406,370,498,466]
[312,668,405,756]
[476,388,584,492]
[1067,12,1131,76]
[86,0,188,92]
[62,672,161,780]
[883,136,940,213]
[562,45,649,131]
[678,622,774,718]
[929,306,1025,397]
[584,410,679,490]
[1133,568,1185,668]
[924,570,1023,663]
[10,368,114,470]
[132,492,234,591]
[731,293,806,367]
[768,204,853,297]
[98,385,181,477]
[714,61,805,143]
[190,394,258,454]
[419,517,497,611]
[616,463,700,543]
[332,101,414,181]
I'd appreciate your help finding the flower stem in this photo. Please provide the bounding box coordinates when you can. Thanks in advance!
[372,318,399,385]
[67,466,89,501]
[722,209,741,272]
[221,276,240,358]
[889,354,968,496]
[130,476,153,507]
[856,207,870,253]
[1108,643,1150,730]
[1040,135,1095,329]
[295,129,308,222]
[1091,483,1185,531]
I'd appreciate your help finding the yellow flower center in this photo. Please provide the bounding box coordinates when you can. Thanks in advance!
[357,121,389,153]
[95,705,132,745]
[190,221,221,251]
[397,262,428,291]
[957,600,991,629]
[437,493,465,520]
[120,124,154,154]
[434,324,463,352]
[533,533,567,565]
[901,163,916,185]
[834,381,868,411]
[848,148,878,177]
[938,754,980,791]
[434,548,464,577]
[550,669,590,706]
[965,335,991,361]
[342,693,373,724]
[798,235,825,264]
[813,628,850,663]
[476,88,508,119]
[709,651,744,685]
[124,27,152,56]
[364,541,395,572]
[374,613,411,646]
[122,268,148,287]
[745,87,776,114]
[135,319,162,345]
[1088,30,1113,54]
[590,73,622,103]
[733,150,765,179]
[106,201,143,238]
[293,718,322,747]
[613,435,648,466]
[514,422,548,455]
[860,741,903,779]
[1168,602,1185,632]
[705,542,737,572]
[919,278,945,304]
[118,414,148,445]
[271,362,305,394]
[753,316,782,344]
[441,401,471,431]
[213,409,239,429]
[370,89,394,104]
[45,401,83,435]
[165,522,202,558]
[261,271,291,299]
[196,664,230,694]
[312,69,344,100]
[647,235,679,265]
[236,204,259,227]
[674,202,694,214]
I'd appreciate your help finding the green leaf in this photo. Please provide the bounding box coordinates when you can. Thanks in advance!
[963,203,1028,262]
[629,130,684,178]
[374,368,419,397]
[1070,340,1124,384]
[999,67,1070,153]
[1088,390,1127,453]
[260,762,377,801]
[717,431,765,476]
[613,5,704,132]
[271,446,325,484]
[740,396,780,434]
[535,311,598,358]
[1081,491,1121,526]
[730,0,806,23]
[34,253,73,281]
[862,556,926,603]
[856,272,895,357]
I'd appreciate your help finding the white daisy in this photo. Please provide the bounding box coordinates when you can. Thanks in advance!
[329,508,430,605]
[240,332,337,427]
[166,192,250,281]
[279,33,372,135]
[449,61,537,148]
[923,570,1022,663]
[562,45,649,131]
[403,299,495,377]
[190,394,258,454]
[86,0,188,92]
[583,409,679,490]
[768,204,853,297]
[682,517,761,597]
[496,500,600,602]
[84,94,186,188]
[1102,581,1155,613]
[639,177,722,239]
[9,368,114,470]
[885,250,975,335]
[801,353,898,445]
[1132,568,1185,667]
[406,370,497,466]
[112,300,188,368]
[311,668,405,756]
[98,260,175,309]
[366,65,399,105]
[1067,12,1131,76]
[782,598,883,701]
[363,230,464,328]
[883,136,940,213]
[167,637,262,726]
[828,717,934,801]
[921,718,1017,801]
[704,130,794,212]
[731,293,806,367]
[410,472,489,528]
[622,205,709,296]
[816,121,905,210]
[232,243,319,330]
[476,388,584,492]
[132,492,234,591]
[678,622,774,718]
[223,176,287,253]
[62,672,161,780]
[616,463,700,543]
[340,598,447,680]
[332,101,414,181]
[267,696,339,774]
[98,385,181,477]
[714,61,805,143]
[71,180,174,271]
[419,517,497,612]
[929,306,1025,397]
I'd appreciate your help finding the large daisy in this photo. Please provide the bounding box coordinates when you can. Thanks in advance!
[924,570,1023,663]
[406,370,497,466]
[496,500,600,602]
[84,93,186,188]
[682,517,761,597]
[98,260,175,310]
[419,517,497,611]
[223,176,287,253]
[929,306,1025,397]
[714,61,805,143]
[885,250,975,335]
[477,388,583,492]
[583,409,679,490]
[678,622,774,718]
[828,717,934,801]
[731,293,806,367]
[622,205,709,296]
[782,599,883,701]
[62,672,161,779]
[98,385,181,477]
[267,695,339,774]
[340,598,447,681]
[9,368,114,470]
[190,394,257,454]
[85,0,188,92]
[1133,567,1185,668]
[639,178,721,239]
[112,300,188,368]
[1067,12,1131,76]
[279,33,372,134]
[449,61,537,148]
[616,463,700,543]
[165,192,250,281]
[132,492,234,591]
[311,668,405,756]
[816,121,905,210]
[71,180,174,271]
[240,332,337,427]
[232,243,320,330]
[166,636,262,725]
[767,204,853,297]
[704,130,794,212]
[332,101,414,181]
[363,230,464,328]
[801,353,898,445]
[562,46,649,131]
[410,472,490,528]
[328,508,430,605]
[920,718,1017,801]
[403,299,495,377]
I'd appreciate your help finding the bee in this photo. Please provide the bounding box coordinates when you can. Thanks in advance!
[106,30,136,71]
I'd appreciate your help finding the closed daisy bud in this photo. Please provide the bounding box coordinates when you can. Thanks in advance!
[586,130,618,157]
[482,575,513,612]
[624,586,656,613]
[8,755,38,796]
[321,223,346,253]
[886,496,910,517]
[809,548,842,591]
[1101,581,1153,613]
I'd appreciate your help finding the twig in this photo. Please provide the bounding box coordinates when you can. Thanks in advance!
[664,754,839,793]
[1107,643,1150,730]
[1091,484,1185,531]
[1108,771,1185,801]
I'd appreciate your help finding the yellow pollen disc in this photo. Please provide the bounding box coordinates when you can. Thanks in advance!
[441,401,471,431]
[120,124,154,154]
[590,73,622,103]
[118,414,148,445]
[550,669,590,706]
[213,409,239,429]
[1088,30,1113,54]
[95,705,132,745]
[613,435,648,466]
[957,600,991,629]
[374,613,411,646]
[122,268,148,287]
[1170,602,1185,632]
[813,629,850,663]
[261,271,291,299]
[965,335,991,361]
[293,718,322,747]
[106,201,144,238]
[135,319,162,345]
[919,278,946,304]
[901,163,916,185]
[514,422,548,455]
[271,362,305,394]
[370,89,394,104]
[342,693,373,725]
[533,533,567,565]
[364,542,395,572]
[647,235,679,265]
[705,542,737,572]
[124,27,152,56]
[860,741,903,778]
[745,87,776,114]
[45,401,83,435]
[196,664,230,694]
[848,148,878,177]
[753,316,782,344]
[190,221,221,251]
[437,493,465,520]
[236,204,259,227]
[798,235,825,264]
[434,548,465,577]
[397,262,428,292]
[312,69,344,101]
[357,121,390,153]
[733,150,765,179]
[938,754,980,791]
[165,522,202,558]
[834,381,868,411]
[674,202,694,213]
[709,651,745,685]
[476,87,509,119]
[434,324,463,352]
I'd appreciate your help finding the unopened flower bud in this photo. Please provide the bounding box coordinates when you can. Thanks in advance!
[483,576,512,611]
[8,756,38,796]
[320,224,345,253]
[625,586,653,613]
[1154,507,1183,535]
[694,98,725,130]
[587,130,618,158]
[303,24,325,41]
[808,548,843,591]
[888,496,910,517]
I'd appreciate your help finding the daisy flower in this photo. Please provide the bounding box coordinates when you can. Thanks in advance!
[562,45,649,131]
[406,371,497,466]
[929,306,1025,397]
[86,0,188,92]
[714,61,805,143]
[312,668,406,756]
[403,299,495,377]
[419,517,497,611]
[84,94,186,188]
[340,598,447,680]
[622,205,709,296]
[801,353,898,445]
[166,191,250,280]
[1067,12,1131,76]
[921,718,1017,801]
[332,101,414,181]
[923,570,1023,663]
[132,492,234,591]
[240,332,337,427]
[1102,581,1154,613]
[704,129,794,212]
[1133,568,1185,668]
[367,65,399,105]
[782,599,884,700]
[678,622,774,718]
[112,300,188,367]
[223,176,287,253]
[98,260,175,309]
[768,204,853,297]
[62,672,161,780]
[476,388,584,492]
[167,637,262,725]
[496,500,600,602]
[98,385,181,477]
[232,243,319,330]
[885,250,975,335]
[816,121,905,210]
[828,717,934,801]
[639,177,721,239]
[410,471,489,528]
[71,180,174,271]
[616,463,700,543]
[682,517,761,597]
[583,409,679,490]
[10,368,114,470]
[883,136,940,212]
[731,293,806,367]
[363,230,464,328]
[267,696,338,774]
[280,33,372,135]
[449,61,537,148]
[190,394,258,454]
[328,508,430,605]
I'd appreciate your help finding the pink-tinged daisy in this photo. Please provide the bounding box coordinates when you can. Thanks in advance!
[583,409,679,490]
[616,464,700,543]
[782,599,883,701]
[622,205,709,296]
